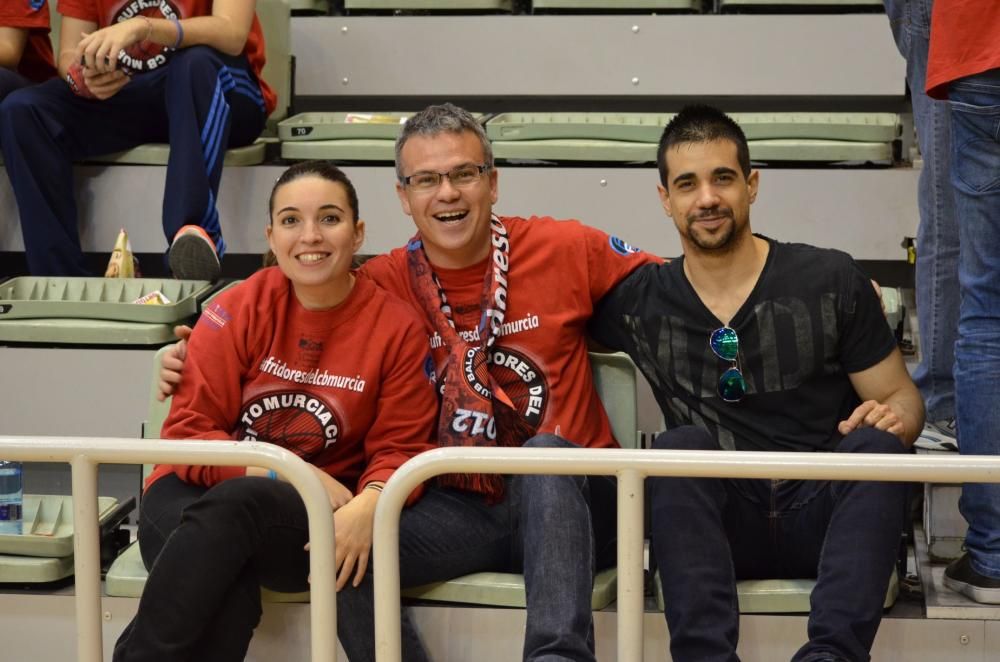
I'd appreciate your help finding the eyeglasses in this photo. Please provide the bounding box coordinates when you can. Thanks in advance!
[709,326,746,402]
[399,164,490,192]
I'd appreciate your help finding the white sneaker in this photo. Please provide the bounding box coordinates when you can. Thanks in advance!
[914,418,958,452]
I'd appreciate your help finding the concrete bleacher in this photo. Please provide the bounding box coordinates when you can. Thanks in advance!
[4,3,996,661]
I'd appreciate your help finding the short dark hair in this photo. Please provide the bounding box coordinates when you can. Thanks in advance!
[394,103,493,179]
[656,105,751,187]
[264,161,361,268]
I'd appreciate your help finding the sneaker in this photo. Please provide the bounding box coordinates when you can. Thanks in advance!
[169,225,220,282]
[914,418,958,452]
[943,553,1000,604]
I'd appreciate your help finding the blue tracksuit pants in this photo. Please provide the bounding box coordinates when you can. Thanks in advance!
[0,46,266,275]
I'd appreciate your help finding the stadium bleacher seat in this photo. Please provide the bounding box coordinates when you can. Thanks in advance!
[654,568,900,613]
[345,0,513,12]
[486,112,899,163]
[0,277,216,345]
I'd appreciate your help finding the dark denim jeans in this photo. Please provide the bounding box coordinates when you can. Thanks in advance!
[337,433,618,662]
[950,66,1000,578]
[650,427,908,662]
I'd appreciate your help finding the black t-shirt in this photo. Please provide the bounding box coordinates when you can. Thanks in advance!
[590,237,897,452]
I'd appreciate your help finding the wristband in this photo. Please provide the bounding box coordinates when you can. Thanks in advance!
[364,482,383,493]
[170,16,184,50]
[267,469,278,481]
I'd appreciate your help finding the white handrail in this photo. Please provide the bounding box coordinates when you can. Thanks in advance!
[373,446,1000,662]
[0,436,337,662]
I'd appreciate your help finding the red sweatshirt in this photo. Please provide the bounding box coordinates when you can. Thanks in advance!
[926,0,1000,99]
[0,0,57,82]
[149,268,438,502]
[361,215,659,452]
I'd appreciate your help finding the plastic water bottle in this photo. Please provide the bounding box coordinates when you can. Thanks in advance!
[0,461,23,535]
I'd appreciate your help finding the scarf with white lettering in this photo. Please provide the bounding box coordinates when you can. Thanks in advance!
[406,215,537,501]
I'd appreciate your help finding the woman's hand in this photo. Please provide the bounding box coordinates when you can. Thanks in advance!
[157,326,193,401]
[76,18,148,73]
[331,489,379,590]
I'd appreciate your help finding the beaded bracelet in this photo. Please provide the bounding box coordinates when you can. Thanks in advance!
[267,469,278,481]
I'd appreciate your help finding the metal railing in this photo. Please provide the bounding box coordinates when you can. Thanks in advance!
[0,436,337,662]
[373,446,1000,662]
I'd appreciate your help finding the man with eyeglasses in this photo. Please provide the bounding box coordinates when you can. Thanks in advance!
[158,102,659,662]
[590,105,924,662]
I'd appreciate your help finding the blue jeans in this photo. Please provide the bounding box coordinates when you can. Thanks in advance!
[651,427,908,662]
[884,0,959,421]
[337,433,618,662]
[0,68,32,103]
[951,67,1000,578]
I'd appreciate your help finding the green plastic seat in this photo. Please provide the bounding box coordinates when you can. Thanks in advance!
[286,0,330,13]
[533,0,699,9]
[485,112,898,164]
[0,277,215,345]
[654,565,900,614]
[93,0,292,166]
[721,0,882,6]
[401,352,638,609]
[0,496,120,584]
[345,0,512,10]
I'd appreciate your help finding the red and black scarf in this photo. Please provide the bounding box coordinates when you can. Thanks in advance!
[406,215,537,500]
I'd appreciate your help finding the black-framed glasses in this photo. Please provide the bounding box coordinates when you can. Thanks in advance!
[709,326,746,402]
[399,164,490,191]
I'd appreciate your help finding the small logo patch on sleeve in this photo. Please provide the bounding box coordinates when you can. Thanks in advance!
[203,302,232,330]
[609,236,641,256]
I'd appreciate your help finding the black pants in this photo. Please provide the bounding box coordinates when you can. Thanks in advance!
[651,426,909,662]
[113,474,311,662]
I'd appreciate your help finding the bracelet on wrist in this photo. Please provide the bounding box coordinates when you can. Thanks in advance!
[364,482,384,493]
[267,469,278,481]
[170,16,184,50]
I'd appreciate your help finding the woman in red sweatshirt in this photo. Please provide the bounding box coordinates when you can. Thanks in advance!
[114,161,439,662]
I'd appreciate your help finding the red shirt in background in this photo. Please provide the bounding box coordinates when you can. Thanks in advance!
[926,0,1000,99]
[57,0,275,114]
[0,0,58,82]
[149,269,438,505]
[362,216,661,459]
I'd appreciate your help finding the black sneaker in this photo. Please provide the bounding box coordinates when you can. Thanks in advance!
[943,553,1000,604]
[169,225,221,282]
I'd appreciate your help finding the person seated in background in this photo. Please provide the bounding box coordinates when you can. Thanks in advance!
[0,0,57,100]
[112,161,438,661]
[0,0,274,280]
[590,105,924,662]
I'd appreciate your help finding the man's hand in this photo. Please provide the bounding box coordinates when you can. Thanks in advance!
[157,325,193,401]
[312,466,354,512]
[81,67,129,100]
[838,400,905,440]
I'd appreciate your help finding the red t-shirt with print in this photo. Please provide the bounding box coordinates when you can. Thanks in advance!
[57,0,275,114]
[0,0,58,82]
[926,0,1000,99]
[148,269,438,505]
[361,215,661,455]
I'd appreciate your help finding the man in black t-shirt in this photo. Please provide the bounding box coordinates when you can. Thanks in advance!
[591,105,924,662]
